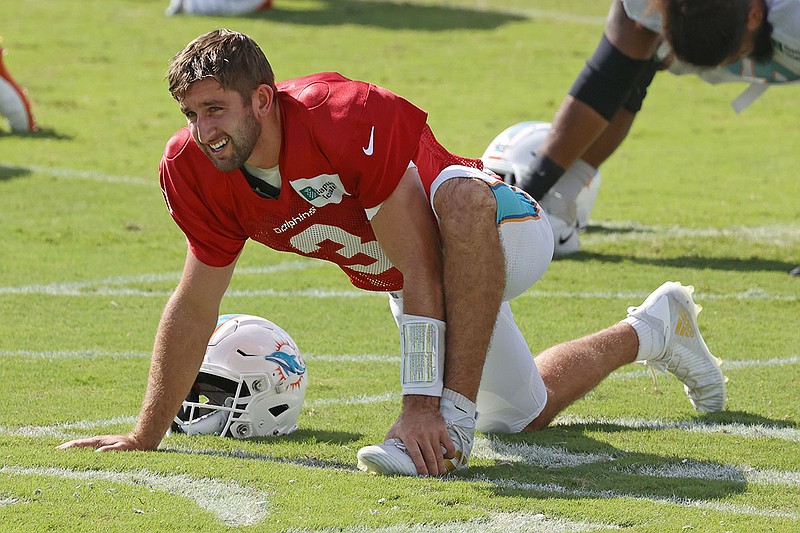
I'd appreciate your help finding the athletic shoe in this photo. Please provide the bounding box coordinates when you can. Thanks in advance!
[626,282,726,412]
[356,397,476,476]
[540,190,579,255]
[790,266,800,277]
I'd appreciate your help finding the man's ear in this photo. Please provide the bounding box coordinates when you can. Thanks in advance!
[253,84,275,116]
[747,0,765,31]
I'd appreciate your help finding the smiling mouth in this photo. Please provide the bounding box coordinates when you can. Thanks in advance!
[208,137,229,153]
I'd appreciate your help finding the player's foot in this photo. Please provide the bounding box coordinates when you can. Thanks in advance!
[789,265,800,277]
[356,397,475,476]
[626,282,726,412]
[540,190,579,255]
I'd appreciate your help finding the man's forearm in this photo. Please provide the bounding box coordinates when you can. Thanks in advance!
[131,294,217,448]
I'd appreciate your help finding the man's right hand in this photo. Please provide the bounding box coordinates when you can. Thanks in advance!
[57,434,154,452]
[385,395,456,477]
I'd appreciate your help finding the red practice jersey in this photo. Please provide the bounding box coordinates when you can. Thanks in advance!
[159,72,482,292]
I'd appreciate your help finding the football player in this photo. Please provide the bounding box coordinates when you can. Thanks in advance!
[165,0,272,16]
[59,29,726,476]
[515,0,798,275]
[0,42,36,133]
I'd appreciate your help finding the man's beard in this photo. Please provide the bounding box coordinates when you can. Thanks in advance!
[204,110,261,173]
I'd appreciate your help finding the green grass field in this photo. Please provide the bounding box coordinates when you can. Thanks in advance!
[1,1,798,531]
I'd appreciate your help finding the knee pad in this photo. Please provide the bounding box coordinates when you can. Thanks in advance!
[569,34,652,121]
[621,57,659,113]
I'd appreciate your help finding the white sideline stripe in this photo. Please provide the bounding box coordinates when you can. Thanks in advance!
[555,415,800,442]
[584,220,800,245]
[4,416,138,438]
[634,462,800,488]
[473,435,614,468]
[4,349,798,375]
[1,282,797,302]
[473,437,800,488]
[0,163,152,186]
[474,475,800,520]
[0,466,268,527]
[0,350,403,362]
[308,392,401,407]
[0,261,324,296]
[0,497,20,507]
[331,511,618,532]
[612,355,800,379]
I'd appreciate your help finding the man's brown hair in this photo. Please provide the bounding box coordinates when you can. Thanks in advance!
[168,28,276,102]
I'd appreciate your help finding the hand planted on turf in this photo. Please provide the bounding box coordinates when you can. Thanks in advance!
[385,396,456,476]
[57,434,152,452]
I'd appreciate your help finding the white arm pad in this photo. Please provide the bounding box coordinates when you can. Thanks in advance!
[400,314,446,397]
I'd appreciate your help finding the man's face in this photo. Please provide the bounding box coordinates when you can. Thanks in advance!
[725,0,773,65]
[179,78,261,172]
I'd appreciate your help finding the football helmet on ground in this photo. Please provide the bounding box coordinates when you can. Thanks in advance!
[172,314,307,438]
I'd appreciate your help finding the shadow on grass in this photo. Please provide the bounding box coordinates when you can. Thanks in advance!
[562,222,798,274]
[464,410,795,504]
[242,0,525,31]
[0,164,32,181]
[559,250,797,275]
[0,126,70,141]
[160,428,364,470]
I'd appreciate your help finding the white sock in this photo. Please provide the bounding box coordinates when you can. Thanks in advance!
[442,388,477,420]
[621,316,666,361]
[551,159,597,202]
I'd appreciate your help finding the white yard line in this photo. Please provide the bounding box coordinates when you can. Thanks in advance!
[0,163,152,186]
[472,475,800,520]
[0,465,269,527]
[554,415,800,442]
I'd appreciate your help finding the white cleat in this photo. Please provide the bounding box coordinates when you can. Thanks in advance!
[356,398,475,476]
[627,282,726,412]
[357,438,418,476]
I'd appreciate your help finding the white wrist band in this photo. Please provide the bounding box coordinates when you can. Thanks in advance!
[400,314,446,396]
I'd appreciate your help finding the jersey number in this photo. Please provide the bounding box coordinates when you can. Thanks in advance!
[290,224,393,275]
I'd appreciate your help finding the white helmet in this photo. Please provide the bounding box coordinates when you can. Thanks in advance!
[481,120,601,229]
[172,314,307,439]
[481,121,551,185]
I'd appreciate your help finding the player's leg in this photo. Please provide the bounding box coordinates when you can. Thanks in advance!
[358,169,505,476]
[358,167,552,475]
[537,58,658,253]
[525,322,638,429]
[525,282,726,430]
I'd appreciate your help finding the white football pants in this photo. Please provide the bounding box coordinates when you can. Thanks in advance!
[390,165,553,433]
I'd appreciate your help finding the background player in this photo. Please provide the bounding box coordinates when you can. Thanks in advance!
[514,0,798,276]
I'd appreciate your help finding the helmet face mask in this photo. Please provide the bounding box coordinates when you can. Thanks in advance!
[172,314,307,439]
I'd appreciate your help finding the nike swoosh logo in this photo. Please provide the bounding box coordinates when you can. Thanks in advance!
[362,126,375,156]
[558,231,575,245]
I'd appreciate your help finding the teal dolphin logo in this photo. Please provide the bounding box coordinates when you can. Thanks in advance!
[265,350,306,376]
